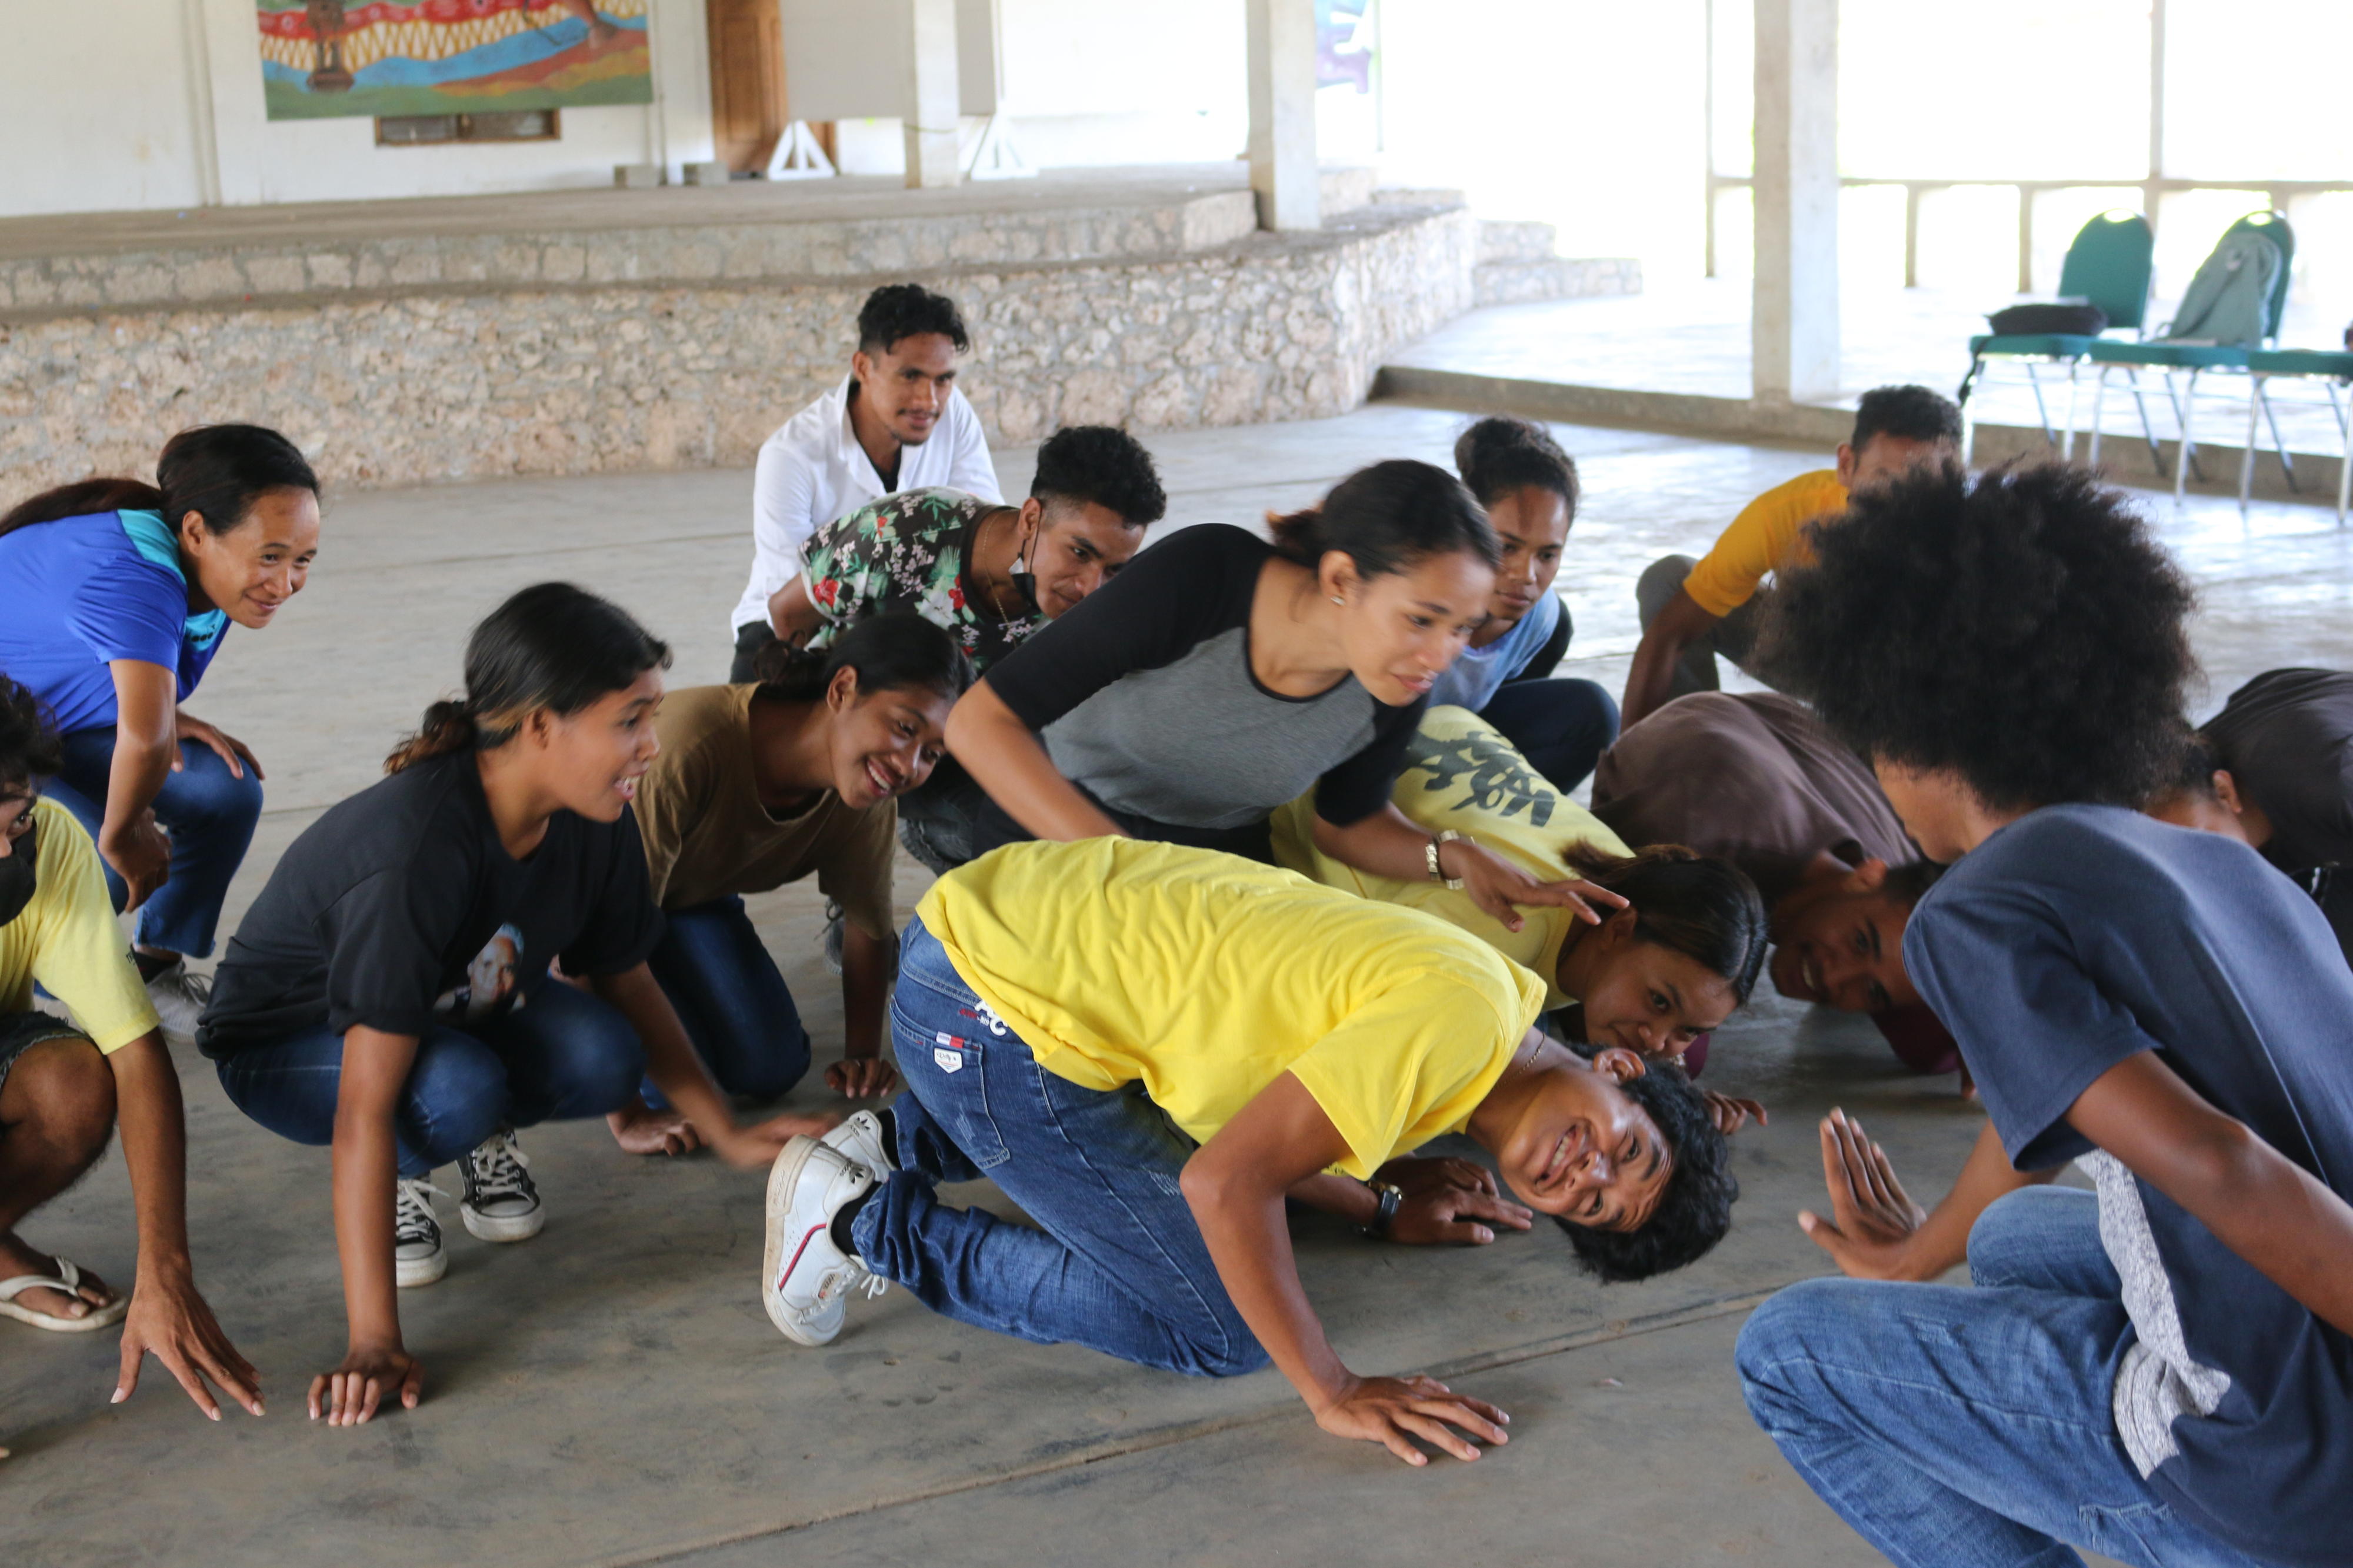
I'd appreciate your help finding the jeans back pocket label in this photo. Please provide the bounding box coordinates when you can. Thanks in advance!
[934,1032,966,1073]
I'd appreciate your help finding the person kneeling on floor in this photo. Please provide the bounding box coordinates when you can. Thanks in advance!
[0,675,258,1419]
[762,837,1737,1466]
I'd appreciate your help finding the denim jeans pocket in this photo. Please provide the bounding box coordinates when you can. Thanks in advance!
[895,1003,1014,1170]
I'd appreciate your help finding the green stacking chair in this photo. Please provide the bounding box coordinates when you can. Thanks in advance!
[2087,210,2295,502]
[1959,209,2153,465]
[2241,348,2353,522]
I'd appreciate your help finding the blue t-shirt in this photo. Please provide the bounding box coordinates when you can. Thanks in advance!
[0,510,228,734]
[1907,805,2353,1567]
[1427,592,1561,714]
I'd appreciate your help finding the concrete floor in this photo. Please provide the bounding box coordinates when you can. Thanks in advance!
[6,402,2340,1566]
[1388,281,2353,463]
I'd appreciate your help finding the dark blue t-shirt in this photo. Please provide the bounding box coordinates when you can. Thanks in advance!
[0,509,228,734]
[1907,804,2353,1567]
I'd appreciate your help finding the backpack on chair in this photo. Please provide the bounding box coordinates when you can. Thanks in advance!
[2160,231,2283,348]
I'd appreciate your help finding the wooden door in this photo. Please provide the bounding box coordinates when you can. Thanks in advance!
[706,0,785,174]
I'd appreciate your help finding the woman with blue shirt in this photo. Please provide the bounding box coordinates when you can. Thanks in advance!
[1430,418,1618,791]
[0,425,321,1037]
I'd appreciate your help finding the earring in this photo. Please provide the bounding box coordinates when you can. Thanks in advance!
[1330,595,1345,606]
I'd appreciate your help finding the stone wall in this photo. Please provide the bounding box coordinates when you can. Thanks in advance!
[0,197,1475,493]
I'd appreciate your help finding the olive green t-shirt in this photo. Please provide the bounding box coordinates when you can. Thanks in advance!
[633,684,897,938]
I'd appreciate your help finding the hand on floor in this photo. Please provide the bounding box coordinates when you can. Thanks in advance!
[116,1272,262,1419]
[608,1100,704,1157]
[1315,1373,1509,1466]
[826,1056,899,1099]
[1797,1107,1929,1279]
[713,1109,842,1171]
[309,1344,421,1427]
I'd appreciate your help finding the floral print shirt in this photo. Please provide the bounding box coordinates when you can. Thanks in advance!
[801,488,1039,672]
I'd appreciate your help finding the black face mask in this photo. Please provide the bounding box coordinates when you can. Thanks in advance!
[1008,546,1041,615]
[0,818,35,928]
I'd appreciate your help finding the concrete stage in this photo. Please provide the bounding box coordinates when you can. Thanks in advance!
[8,400,2339,1567]
[1379,281,2352,511]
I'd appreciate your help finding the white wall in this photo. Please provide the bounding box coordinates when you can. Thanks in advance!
[0,0,714,220]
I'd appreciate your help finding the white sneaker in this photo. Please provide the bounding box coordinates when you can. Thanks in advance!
[144,959,211,1044]
[395,1178,448,1287]
[761,1137,885,1347]
[459,1127,544,1242]
[821,1109,895,1177]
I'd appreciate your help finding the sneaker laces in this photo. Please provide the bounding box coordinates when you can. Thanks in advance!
[394,1179,445,1247]
[814,1257,888,1306]
[465,1129,535,1206]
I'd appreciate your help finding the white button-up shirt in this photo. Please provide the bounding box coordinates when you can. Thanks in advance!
[727,374,1002,635]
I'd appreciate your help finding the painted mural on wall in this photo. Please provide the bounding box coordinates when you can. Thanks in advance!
[256,0,653,120]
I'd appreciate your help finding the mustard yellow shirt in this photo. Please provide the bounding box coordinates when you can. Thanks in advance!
[915,838,1547,1179]
[1680,469,1849,618]
[2,799,159,1052]
[1271,705,1633,1010]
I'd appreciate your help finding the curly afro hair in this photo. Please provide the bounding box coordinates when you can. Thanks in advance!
[1554,1059,1738,1283]
[1029,425,1167,527]
[1761,461,2197,811]
[0,675,64,798]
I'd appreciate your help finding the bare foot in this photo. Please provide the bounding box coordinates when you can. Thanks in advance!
[0,1232,118,1323]
[606,1100,703,1157]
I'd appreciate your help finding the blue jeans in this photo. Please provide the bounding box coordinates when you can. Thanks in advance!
[1480,678,1621,793]
[214,980,644,1178]
[644,897,810,1102]
[47,725,264,958]
[1737,1187,2264,1568]
[851,916,1268,1377]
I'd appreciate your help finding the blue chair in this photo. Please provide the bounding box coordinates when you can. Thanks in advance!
[2241,348,2353,522]
[1959,210,2152,465]
[2086,210,2295,502]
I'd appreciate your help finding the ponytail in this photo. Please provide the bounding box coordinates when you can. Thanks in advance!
[751,612,974,706]
[1564,843,1769,1003]
[1,424,316,543]
[1267,458,1498,580]
[383,699,481,775]
[385,583,671,775]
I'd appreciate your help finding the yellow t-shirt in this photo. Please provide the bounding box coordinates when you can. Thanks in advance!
[915,838,1547,1179]
[1,799,158,1052]
[1679,469,1849,618]
[1270,705,1633,1010]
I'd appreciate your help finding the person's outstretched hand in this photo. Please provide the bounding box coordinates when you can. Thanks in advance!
[1315,1374,1510,1466]
[1798,1107,1929,1278]
[714,1110,842,1171]
[1389,1183,1533,1246]
[116,1273,262,1420]
[1702,1088,1769,1136]
[1441,840,1629,934]
[608,1099,704,1157]
[1375,1155,1497,1200]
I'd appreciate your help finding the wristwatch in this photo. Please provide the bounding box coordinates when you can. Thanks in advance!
[1361,1182,1404,1240]
[1425,829,1469,890]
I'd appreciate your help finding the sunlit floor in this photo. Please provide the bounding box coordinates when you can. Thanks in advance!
[5,402,2343,1567]
[1389,281,2353,471]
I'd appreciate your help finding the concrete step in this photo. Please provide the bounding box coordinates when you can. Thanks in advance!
[1477,219,1561,265]
[1474,256,1645,308]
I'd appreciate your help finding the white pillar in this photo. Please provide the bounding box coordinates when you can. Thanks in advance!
[904,0,962,189]
[1246,0,1319,232]
[1752,0,1839,404]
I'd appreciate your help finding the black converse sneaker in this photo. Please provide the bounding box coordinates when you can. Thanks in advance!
[459,1127,544,1243]
[394,1178,448,1287]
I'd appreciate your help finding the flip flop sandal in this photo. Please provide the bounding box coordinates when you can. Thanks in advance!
[0,1257,129,1332]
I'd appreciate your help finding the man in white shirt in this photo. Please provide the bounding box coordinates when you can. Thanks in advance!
[728,283,1002,679]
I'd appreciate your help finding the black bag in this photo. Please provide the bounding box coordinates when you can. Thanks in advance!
[1986,302,2109,336]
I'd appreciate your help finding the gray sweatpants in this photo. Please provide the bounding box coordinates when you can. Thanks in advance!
[1636,553,1778,702]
